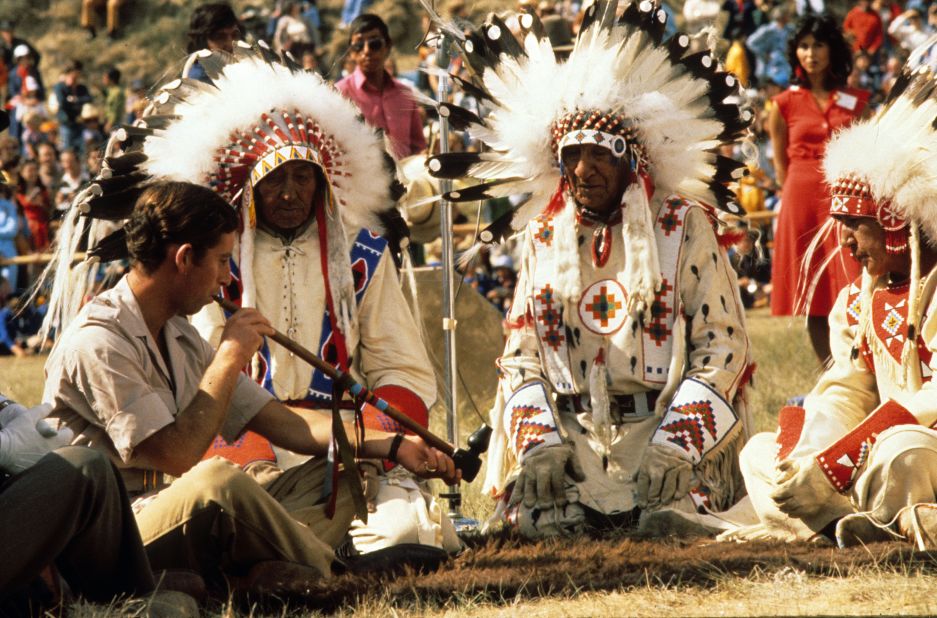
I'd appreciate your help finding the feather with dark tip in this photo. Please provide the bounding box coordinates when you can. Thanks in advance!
[713,154,748,184]
[103,151,148,174]
[435,103,483,132]
[886,68,914,104]
[115,125,154,141]
[706,72,741,104]
[666,32,691,62]
[191,51,228,82]
[516,8,549,41]
[280,50,304,73]
[648,7,669,45]
[617,0,644,27]
[91,172,149,195]
[113,125,155,150]
[134,114,180,131]
[678,51,719,81]
[450,73,494,104]
[443,178,524,202]
[577,0,618,43]
[483,15,526,61]
[474,208,517,246]
[618,1,666,45]
[81,187,146,221]
[426,152,480,179]
[707,181,741,213]
[87,227,129,262]
[164,77,217,97]
[459,29,500,75]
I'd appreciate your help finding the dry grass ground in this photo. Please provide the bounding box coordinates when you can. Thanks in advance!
[8,310,937,617]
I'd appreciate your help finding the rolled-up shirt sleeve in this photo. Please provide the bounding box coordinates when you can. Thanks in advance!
[220,372,276,442]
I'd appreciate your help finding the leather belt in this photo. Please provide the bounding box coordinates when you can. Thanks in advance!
[557,390,660,424]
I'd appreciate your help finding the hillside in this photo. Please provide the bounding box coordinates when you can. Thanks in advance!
[1,0,513,90]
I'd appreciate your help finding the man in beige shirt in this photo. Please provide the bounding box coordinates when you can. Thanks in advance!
[43,181,457,594]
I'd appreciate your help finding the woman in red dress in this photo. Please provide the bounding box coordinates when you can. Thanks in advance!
[768,14,867,362]
[15,159,52,252]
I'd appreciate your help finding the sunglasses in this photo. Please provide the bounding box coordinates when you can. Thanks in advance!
[350,37,386,53]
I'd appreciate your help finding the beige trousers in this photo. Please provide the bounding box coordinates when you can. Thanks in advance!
[135,456,353,584]
[740,426,937,540]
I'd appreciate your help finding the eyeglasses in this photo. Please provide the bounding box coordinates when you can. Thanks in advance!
[350,37,386,53]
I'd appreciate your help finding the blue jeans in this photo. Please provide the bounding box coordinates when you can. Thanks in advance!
[59,123,84,155]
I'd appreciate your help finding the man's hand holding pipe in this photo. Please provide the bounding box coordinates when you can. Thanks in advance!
[376,432,460,485]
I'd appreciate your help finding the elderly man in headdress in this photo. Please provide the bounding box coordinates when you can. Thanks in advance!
[728,63,937,549]
[37,47,461,594]
[422,0,755,537]
[166,45,460,557]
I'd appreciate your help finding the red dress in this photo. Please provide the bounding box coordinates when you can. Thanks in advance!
[16,186,51,252]
[770,86,868,317]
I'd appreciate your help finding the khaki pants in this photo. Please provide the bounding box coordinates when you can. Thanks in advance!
[136,456,353,585]
[80,0,123,33]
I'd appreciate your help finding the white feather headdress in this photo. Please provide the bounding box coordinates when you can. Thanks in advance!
[418,0,750,310]
[821,65,937,386]
[39,43,395,336]
[824,66,937,246]
[420,0,751,234]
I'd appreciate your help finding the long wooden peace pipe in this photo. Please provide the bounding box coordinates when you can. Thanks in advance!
[213,295,483,482]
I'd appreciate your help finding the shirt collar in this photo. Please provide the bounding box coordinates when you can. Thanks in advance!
[107,275,186,342]
[107,276,150,338]
[353,66,395,93]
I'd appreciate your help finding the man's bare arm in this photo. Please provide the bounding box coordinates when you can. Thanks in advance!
[248,402,460,484]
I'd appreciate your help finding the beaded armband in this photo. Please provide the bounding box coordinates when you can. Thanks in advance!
[650,378,740,465]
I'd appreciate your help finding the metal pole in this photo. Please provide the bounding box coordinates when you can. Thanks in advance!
[434,33,464,522]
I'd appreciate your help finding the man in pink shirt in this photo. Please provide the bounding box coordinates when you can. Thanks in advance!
[335,14,427,160]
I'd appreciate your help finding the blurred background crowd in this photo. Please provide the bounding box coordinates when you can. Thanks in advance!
[0,0,925,361]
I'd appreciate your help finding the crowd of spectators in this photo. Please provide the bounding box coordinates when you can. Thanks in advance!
[0,0,929,344]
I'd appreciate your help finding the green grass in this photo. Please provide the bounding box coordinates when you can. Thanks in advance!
[743,308,821,433]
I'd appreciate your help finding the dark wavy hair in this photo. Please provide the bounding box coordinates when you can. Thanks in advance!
[187,3,240,53]
[787,14,853,90]
[126,181,239,273]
